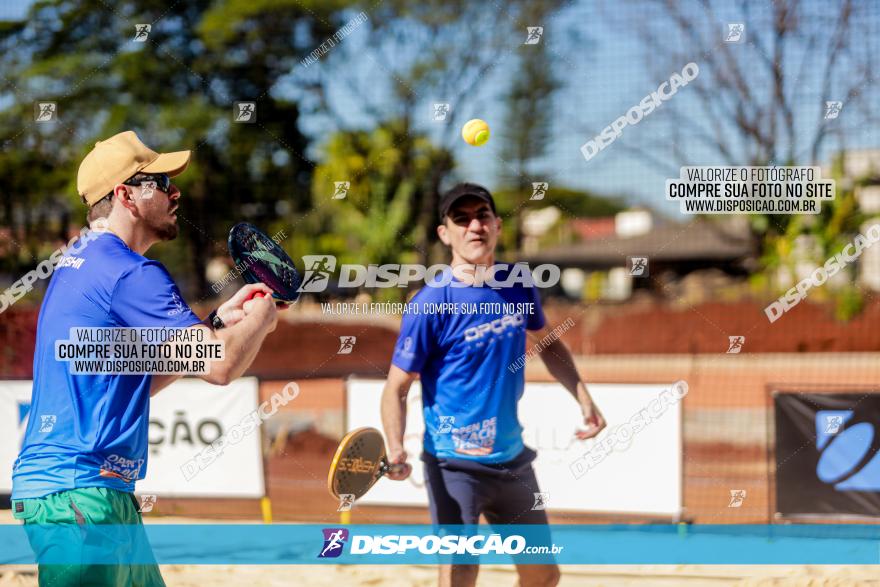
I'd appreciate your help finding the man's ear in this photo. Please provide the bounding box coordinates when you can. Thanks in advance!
[113,184,138,214]
[437,222,451,246]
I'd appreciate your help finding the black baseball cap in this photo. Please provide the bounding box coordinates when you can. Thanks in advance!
[438,183,497,221]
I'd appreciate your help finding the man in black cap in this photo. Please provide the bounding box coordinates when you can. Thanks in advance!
[380,183,606,587]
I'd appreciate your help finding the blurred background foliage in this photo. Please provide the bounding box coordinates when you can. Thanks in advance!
[0,0,603,303]
[0,0,350,298]
[0,0,878,313]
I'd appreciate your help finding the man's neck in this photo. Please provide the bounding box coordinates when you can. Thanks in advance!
[450,253,495,284]
[92,218,155,255]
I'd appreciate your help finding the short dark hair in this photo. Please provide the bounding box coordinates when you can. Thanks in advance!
[87,192,115,223]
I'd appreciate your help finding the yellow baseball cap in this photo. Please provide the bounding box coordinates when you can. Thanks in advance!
[77,130,191,205]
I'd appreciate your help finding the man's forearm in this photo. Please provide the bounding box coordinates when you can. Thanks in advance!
[540,339,589,402]
[381,383,408,451]
[151,307,273,392]
[212,313,272,382]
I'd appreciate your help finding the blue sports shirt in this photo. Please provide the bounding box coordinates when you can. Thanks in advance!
[12,232,201,498]
[391,266,545,464]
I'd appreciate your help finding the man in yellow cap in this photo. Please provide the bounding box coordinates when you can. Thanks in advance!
[11,131,281,586]
[77,130,193,241]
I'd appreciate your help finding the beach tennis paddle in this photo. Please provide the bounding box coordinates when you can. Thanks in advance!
[328,427,405,501]
[227,222,302,304]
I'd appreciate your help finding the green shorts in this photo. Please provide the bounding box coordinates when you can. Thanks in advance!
[12,487,165,587]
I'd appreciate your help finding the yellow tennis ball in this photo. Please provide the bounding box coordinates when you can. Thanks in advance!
[462,119,490,146]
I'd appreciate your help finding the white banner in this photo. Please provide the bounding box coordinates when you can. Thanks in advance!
[139,377,264,497]
[0,378,264,498]
[346,378,683,516]
[0,381,33,493]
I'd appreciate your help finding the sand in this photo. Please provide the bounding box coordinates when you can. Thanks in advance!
[2,563,880,586]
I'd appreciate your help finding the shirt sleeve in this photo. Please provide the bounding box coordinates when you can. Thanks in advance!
[526,285,546,331]
[110,261,202,328]
[390,299,436,374]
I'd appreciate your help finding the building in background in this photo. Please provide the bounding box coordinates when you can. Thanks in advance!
[523,208,756,302]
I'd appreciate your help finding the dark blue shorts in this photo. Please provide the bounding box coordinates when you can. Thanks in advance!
[421,447,549,526]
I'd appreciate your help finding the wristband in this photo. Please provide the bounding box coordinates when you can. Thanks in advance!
[208,309,225,330]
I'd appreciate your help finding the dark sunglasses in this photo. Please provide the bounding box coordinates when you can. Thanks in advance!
[448,206,495,226]
[123,173,171,192]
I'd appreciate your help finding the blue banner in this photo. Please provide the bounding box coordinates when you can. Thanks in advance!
[1,524,879,565]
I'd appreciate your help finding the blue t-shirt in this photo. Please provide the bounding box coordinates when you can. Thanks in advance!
[391,266,545,464]
[12,232,201,499]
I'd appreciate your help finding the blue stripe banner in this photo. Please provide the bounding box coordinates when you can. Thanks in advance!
[1,524,879,565]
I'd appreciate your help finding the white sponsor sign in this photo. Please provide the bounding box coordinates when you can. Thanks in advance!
[0,378,264,497]
[140,378,264,497]
[0,381,33,493]
[346,378,682,516]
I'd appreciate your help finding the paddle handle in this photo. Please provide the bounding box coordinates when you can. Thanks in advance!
[245,291,287,306]
[380,462,406,476]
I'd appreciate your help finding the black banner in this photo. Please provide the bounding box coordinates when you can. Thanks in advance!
[775,392,880,518]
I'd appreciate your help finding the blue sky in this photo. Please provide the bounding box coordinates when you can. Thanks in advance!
[293,0,880,215]
[0,0,29,20]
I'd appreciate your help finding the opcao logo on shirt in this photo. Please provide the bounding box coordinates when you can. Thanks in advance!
[99,453,144,483]
[464,314,525,342]
[452,417,496,456]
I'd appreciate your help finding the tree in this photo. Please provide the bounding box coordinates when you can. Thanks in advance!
[298,0,567,264]
[497,2,566,250]
[309,119,453,272]
[0,0,354,297]
[602,0,879,314]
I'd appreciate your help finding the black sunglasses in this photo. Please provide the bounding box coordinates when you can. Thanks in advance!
[123,173,171,192]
